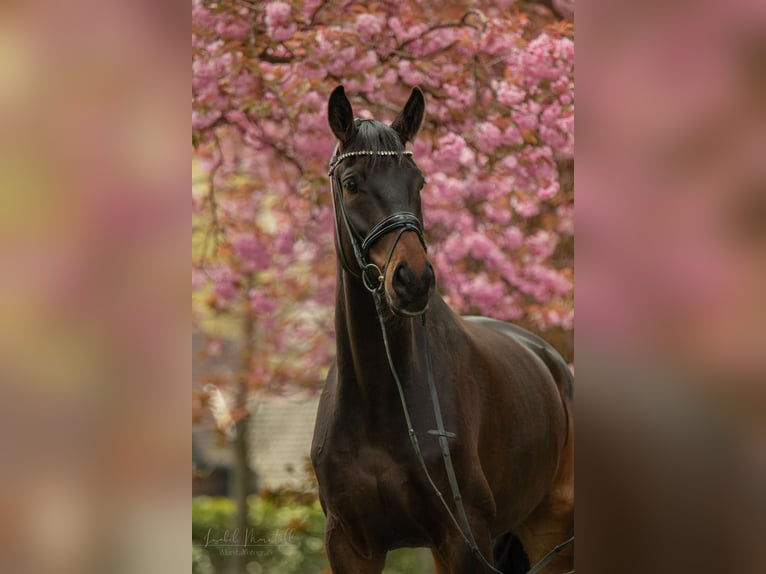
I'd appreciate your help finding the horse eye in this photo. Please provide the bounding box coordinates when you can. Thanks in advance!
[342,179,358,194]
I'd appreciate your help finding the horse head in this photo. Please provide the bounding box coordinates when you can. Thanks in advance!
[328,86,435,316]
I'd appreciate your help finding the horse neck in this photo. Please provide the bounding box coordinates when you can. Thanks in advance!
[334,269,423,402]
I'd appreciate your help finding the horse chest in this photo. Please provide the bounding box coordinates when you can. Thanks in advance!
[315,436,432,543]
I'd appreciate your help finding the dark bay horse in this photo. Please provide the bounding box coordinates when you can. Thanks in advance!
[311,86,574,574]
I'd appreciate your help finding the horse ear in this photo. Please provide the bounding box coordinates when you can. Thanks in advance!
[391,87,425,145]
[328,85,357,144]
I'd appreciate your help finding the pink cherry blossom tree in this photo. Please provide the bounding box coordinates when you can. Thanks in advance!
[192,1,573,566]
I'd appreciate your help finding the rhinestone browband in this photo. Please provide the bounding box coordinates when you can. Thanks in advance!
[328,150,413,175]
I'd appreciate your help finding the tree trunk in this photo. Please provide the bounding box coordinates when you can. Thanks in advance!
[230,413,251,574]
[231,276,255,574]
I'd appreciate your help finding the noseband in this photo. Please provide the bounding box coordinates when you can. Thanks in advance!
[328,148,427,294]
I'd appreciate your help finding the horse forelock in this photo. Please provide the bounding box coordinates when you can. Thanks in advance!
[348,119,404,154]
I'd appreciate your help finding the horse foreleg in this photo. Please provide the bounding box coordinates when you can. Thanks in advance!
[432,523,498,574]
[516,415,574,574]
[516,522,573,574]
[431,549,449,574]
[324,514,385,574]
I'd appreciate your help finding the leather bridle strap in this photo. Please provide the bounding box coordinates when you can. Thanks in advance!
[361,212,426,255]
[330,174,367,279]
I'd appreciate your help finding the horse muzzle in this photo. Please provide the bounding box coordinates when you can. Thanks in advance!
[370,229,435,317]
[388,259,435,316]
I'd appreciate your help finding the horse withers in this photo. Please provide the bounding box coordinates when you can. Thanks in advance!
[311,86,574,574]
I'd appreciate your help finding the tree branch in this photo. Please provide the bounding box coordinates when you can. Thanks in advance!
[257,48,295,64]
[199,134,225,267]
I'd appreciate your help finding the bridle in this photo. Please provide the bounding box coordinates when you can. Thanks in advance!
[328,147,427,296]
[327,145,573,573]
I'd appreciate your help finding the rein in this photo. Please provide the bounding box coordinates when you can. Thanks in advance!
[329,147,573,574]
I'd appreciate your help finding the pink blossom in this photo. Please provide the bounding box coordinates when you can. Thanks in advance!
[434,133,472,170]
[555,115,574,156]
[270,24,297,42]
[538,307,574,331]
[211,267,240,302]
[388,17,405,38]
[464,233,495,259]
[497,294,524,321]
[192,60,219,94]
[493,80,526,107]
[496,259,518,285]
[265,2,291,28]
[539,125,567,153]
[351,50,378,72]
[249,289,278,315]
[265,2,295,41]
[483,202,512,225]
[512,109,538,133]
[540,102,562,126]
[501,154,518,170]
[192,108,221,130]
[397,60,426,86]
[554,37,574,62]
[474,122,503,153]
[344,74,378,94]
[192,4,215,29]
[381,69,398,85]
[192,268,206,291]
[511,196,540,218]
[503,125,523,146]
[556,204,574,236]
[537,180,560,200]
[216,18,250,40]
[525,230,557,258]
[459,274,506,312]
[525,264,571,298]
[300,0,324,20]
[444,83,475,108]
[501,227,524,250]
[356,14,385,37]
[518,34,572,82]
[228,70,255,96]
[224,109,249,131]
[294,133,334,161]
[466,180,497,202]
[274,229,295,256]
[232,235,270,271]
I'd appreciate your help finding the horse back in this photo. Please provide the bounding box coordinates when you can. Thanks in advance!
[462,315,573,402]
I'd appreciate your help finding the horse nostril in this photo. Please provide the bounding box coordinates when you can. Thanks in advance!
[393,264,412,295]
[424,262,435,284]
[393,262,433,299]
